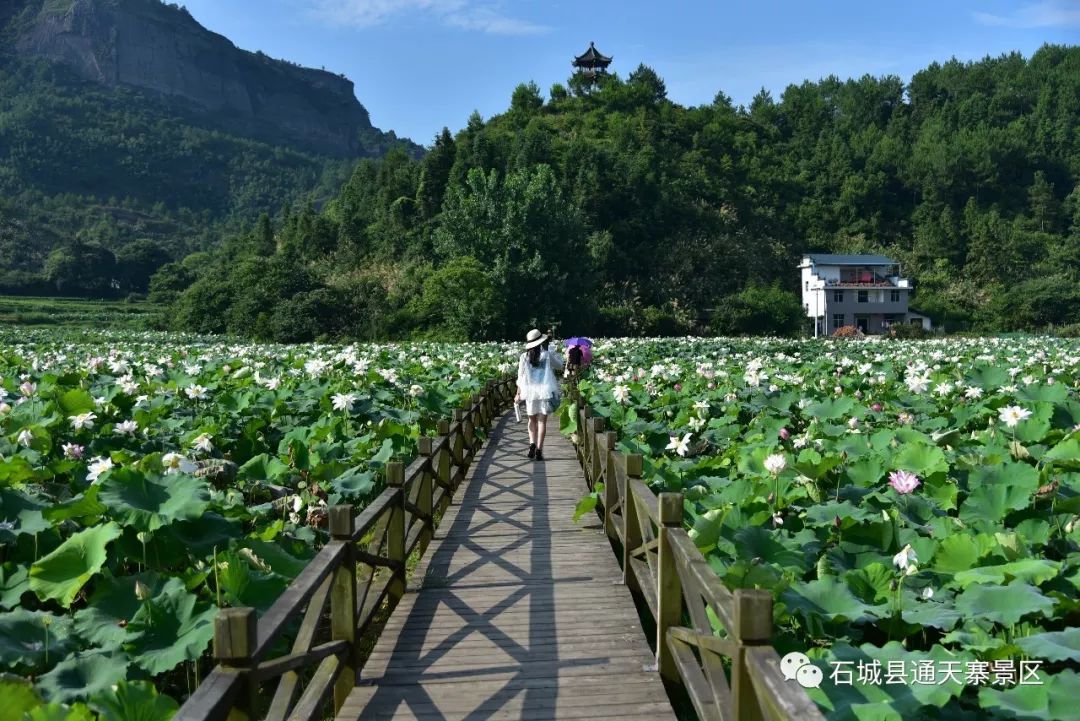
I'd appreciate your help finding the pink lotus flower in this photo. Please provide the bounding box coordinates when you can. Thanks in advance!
[888,470,921,494]
[871,403,882,412]
[779,427,790,441]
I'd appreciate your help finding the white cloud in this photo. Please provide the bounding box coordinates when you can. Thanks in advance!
[308,0,549,35]
[973,0,1080,28]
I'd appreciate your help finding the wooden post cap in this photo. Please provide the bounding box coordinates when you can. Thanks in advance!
[329,505,355,539]
[659,493,683,526]
[214,607,257,664]
[418,436,434,456]
[453,409,465,422]
[437,419,450,435]
[590,417,606,433]
[386,461,405,487]
[626,453,644,478]
[733,588,774,642]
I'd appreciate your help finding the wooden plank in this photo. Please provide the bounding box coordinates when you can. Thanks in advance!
[745,646,828,721]
[285,653,344,721]
[337,412,676,721]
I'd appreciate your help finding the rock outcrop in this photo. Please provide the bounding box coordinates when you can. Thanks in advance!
[13,0,385,157]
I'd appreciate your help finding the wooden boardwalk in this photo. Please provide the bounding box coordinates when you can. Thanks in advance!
[338,413,677,721]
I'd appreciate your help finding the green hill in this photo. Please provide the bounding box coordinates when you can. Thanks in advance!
[0,0,419,295]
[164,46,1080,340]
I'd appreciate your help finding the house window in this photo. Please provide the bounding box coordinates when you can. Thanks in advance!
[858,290,868,303]
[890,289,900,303]
[833,290,843,303]
[805,281,808,291]
[832,313,845,330]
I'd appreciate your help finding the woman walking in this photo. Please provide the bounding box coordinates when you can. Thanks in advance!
[514,328,564,461]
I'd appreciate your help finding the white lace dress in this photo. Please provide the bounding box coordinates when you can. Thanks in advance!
[516,350,564,417]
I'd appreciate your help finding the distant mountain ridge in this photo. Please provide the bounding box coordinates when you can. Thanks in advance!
[10,0,398,157]
[0,0,421,295]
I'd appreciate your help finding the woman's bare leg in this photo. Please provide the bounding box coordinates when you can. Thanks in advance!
[528,415,538,446]
[535,414,548,450]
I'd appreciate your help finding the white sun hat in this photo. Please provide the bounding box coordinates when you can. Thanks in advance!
[525,328,548,349]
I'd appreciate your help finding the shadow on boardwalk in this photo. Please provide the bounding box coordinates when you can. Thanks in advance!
[339,414,674,721]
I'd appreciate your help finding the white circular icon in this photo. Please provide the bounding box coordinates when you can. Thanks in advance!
[780,651,821,688]
[780,651,811,681]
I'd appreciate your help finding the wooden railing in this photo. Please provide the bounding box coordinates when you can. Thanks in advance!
[175,378,514,721]
[569,397,826,721]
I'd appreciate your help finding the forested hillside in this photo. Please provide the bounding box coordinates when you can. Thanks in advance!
[0,0,416,296]
[165,45,1080,340]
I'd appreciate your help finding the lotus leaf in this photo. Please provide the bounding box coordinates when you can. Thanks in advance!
[29,523,122,608]
[953,580,1055,627]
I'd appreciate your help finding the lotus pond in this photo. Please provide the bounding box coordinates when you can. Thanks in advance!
[0,329,516,718]
[567,336,1080,721]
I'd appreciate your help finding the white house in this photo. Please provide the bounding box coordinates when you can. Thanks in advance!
[799,254,931,336]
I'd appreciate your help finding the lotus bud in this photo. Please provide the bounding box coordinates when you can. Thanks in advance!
[834,515,842,529]
[872,403,882,412]
[779,427,790,441]
[766,493,775,504]
[135,580,151,601]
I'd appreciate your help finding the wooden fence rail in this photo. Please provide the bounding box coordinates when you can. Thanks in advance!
[174,378,514,721]
[568,392,826,721]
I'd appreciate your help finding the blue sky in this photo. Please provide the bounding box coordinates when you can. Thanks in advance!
[180,0,1080,145]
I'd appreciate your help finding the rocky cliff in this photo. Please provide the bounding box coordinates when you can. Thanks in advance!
[11,0,390,157]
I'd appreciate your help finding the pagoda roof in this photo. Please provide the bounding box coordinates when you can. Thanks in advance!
[573,42,612,67]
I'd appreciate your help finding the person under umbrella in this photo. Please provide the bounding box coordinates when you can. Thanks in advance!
[563,337,593,377]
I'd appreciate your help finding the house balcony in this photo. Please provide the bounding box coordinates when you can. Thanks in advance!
[823,277,911,289]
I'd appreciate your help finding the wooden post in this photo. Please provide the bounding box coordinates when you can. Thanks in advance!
[328,505,357,711]
[622,454,643,592]
[452,410,466,468]
[603,431,618,539]
[386,462,406,605]
[417,437,435,551]
[214,607,257,719]
[589,417,606,489]
[657,492,684,683]
[732,589,772,721]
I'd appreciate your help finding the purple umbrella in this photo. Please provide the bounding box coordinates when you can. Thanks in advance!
[563,338,593,366]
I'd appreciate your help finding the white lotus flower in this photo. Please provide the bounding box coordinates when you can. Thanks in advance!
[185,385,208,400]
[666,433,692,457]
[408,384,424,397]
[16,429,33,447]
[87,456,114,483]
[114,420,138,436]
[192,434,213,453]
[70,412,97,430]
[892,544,918,574]
[763,453,786,476]
[162,452,197,475]
[612,385,630,404]
[998,405,1031,428]
[332,392,357,412]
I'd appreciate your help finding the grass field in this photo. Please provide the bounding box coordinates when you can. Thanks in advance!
[0,295,161,329]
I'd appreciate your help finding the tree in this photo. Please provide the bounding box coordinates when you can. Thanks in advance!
[710,285,804,336]
[116,240,171,293]
[414,256,503,340]
[44,242,118,296]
